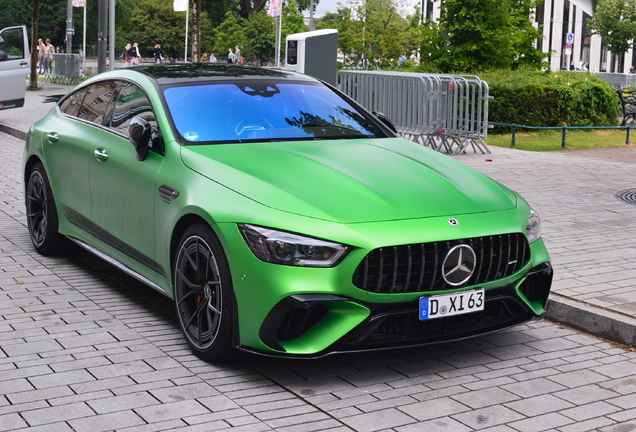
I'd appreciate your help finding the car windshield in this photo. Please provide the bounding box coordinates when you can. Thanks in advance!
[163,81,384,143]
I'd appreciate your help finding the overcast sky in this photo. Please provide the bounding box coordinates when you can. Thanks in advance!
[312,0,421,17]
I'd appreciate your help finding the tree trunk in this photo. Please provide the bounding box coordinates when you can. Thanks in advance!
[29,0,41,90]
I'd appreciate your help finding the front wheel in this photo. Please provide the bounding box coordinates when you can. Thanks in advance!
[26,163,65,255]
[174,224,235,361]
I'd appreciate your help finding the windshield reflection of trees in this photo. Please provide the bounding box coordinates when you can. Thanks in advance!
[284,107,376,138]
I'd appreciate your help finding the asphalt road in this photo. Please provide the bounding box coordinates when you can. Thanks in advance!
[2,130,636,432]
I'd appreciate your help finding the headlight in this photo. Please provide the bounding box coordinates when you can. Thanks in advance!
[238,224,349,267]
[526,209,541,243]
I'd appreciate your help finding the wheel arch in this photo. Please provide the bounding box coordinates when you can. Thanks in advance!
[169,213,241,356]
[23,155,44,194]
[170,213,210,273]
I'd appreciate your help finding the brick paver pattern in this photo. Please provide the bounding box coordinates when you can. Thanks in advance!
[2,125,636,431]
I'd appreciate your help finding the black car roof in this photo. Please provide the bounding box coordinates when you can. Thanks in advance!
[131,63,319,86]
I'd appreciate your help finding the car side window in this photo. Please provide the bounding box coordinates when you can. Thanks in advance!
[0,27,25,61]
[78,80,119,124]
[59,87,89,118]
[109,82,157,135]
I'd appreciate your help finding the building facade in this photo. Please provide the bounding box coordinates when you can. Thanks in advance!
[423,0,634,73]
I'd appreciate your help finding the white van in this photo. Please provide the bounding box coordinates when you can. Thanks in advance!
[0,26,29,110]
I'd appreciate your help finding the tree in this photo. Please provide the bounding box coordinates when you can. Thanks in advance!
[326,0,416,69]
[238,0,269,18]
[295,0,320,14]
[419,0,547,72]
[202,0,239,27]
[243,11,275,61]
[589,0,636,58]
[29,0,40,90]
[211,11,246,59]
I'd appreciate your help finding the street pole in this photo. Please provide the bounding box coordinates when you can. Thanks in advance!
[109,0,115,70]
[97,0,107,73]
[185,5,189,62]
[193,0,201,62]
[66,0,73,53]
[82,5,86,71]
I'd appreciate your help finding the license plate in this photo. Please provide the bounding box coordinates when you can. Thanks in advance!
[419,289,484,320]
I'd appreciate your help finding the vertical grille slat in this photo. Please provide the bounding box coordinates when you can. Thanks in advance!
[403,245,413,293]
[390,247,399,293]
[352,233,530,294]
[375,248,385,293]
[415,243,426,292]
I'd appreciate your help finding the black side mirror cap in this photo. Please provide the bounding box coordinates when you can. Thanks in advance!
[128,116,152,161]
[373,111,398,134]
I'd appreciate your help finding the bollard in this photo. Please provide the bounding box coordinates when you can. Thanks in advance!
[561,127,567,149]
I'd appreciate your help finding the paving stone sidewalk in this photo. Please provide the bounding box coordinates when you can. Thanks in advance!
[3,82,636,347]
[1,83,636,431]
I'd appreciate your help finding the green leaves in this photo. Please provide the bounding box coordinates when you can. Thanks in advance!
[483,69,621,130]
[419,0,547,73]
[589,0,636,57]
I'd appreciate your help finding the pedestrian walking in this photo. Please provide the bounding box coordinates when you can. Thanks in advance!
[124,43,134,67]
[227,48,235,64]
[154,44,163,64]
[132,42,141,65]
[37,38,45,74]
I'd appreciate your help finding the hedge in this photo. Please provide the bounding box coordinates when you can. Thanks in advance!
[478,69,621,133]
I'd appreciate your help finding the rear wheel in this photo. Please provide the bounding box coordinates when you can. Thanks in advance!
[174,224,235,361]
[26,163,65,255]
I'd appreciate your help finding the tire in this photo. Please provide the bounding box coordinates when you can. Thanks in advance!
[174,224,235,361]
[25,163,65,255]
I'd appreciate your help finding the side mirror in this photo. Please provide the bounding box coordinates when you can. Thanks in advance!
[373,111,398,134]
[0,50,7,61]
[128,116,152,161]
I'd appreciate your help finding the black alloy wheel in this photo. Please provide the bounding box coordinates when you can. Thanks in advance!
[174,224,234,361]
[26,163,64,255]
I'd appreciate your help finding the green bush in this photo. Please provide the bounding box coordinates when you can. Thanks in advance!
[479,69,621,132]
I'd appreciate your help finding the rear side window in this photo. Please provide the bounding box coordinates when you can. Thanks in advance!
[108,82,156,135]
[59,87,88,117]
[78,81,118,124]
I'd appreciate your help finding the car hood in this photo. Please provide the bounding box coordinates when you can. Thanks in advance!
[181,138,517,223]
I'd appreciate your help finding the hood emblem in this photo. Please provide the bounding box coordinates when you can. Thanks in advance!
[448,218,459,226]
[442,244,476,286]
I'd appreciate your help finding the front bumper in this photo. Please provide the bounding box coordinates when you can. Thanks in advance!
[238,262,553,358]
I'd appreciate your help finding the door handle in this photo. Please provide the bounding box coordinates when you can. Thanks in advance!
[46,132,59,144]
[20,61,28,66]
[94,148,108,162]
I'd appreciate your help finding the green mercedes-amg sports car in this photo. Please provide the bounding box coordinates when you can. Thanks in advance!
[23,64,552,360]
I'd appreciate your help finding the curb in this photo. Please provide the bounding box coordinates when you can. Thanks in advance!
[546,294,636,347]
[0,122,27,140]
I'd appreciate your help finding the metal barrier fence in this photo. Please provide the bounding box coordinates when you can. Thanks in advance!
[41,53,83,85]
[592,72,636,89]
[337,70,491,154]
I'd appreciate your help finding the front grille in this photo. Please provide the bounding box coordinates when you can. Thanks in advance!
[352,233,530,293]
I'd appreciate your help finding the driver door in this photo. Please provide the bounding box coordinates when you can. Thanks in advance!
[89,81,165,280]
[0,26,29,110]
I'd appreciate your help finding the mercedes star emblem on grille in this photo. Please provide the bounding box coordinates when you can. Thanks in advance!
[442,244,477,286]
[448,218,459,226]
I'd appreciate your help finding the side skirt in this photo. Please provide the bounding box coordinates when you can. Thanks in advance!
[68,237,169,297]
